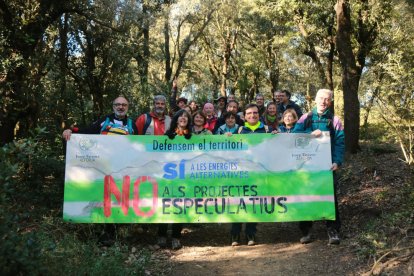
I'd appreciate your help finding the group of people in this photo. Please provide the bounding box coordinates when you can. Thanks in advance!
[62,87,344,250]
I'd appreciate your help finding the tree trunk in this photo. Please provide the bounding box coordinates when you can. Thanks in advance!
[219,28,238,97]
[0,119,17,146]
[305,81,313,112]
[296,7,336,113]
[220,41,229,97]
[163,9,174,108]
[1,62,31,145]
[362,82,381,129]
[266,38,279,92]
[58,13,69,130]
[0,1,75,144]
[335,0,361,153]
[164,17,172,83]
[85,29,103,119]
[326,28,335,93]
[140,4,150,97]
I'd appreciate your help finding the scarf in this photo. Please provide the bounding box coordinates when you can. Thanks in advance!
[266,114,277,123]
[175,128,189,136]
[244,121,261,131]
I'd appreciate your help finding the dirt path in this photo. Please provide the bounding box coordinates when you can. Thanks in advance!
[147,222,365,276]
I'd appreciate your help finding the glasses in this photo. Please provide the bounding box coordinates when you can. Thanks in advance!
[246,111,259,115]
[113,103,128,107]
[316,97,331,103]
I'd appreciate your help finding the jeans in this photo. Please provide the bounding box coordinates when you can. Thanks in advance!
[157,223,183,238]
[231,223,257,236]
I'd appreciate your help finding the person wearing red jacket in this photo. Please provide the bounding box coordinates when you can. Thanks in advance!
[135,95,171,135]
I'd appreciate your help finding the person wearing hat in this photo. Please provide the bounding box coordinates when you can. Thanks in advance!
[215,95,227,118]
[169,97,188,116]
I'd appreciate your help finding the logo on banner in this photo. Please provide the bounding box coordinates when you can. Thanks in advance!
[76,137,99,162]
[295,136,311,149]
[79,137,98,151]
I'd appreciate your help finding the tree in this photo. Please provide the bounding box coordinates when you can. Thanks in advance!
[239,1,291,98]
[162,0,215,86]
[132,1,162,99]
[361,0,414,165]
[201,0,242,98]
[294,0,336,93]
[335,0,392,153]
[0,0,85,145]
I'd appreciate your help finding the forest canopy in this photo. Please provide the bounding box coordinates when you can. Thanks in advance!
[0,0,413,161]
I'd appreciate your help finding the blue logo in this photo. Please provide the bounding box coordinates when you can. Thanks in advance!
[163,160,186,179]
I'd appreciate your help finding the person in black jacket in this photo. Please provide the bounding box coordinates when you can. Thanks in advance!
[212,100,244,133]
[62,96,137,140]
[160,109,192,250]
[255,93,266,117]
[277,90,303,120]
[62,96,137,246]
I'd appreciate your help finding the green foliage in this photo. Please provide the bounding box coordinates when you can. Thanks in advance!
[0,220,42,275]
[353,183,414,260]
[0,131,51,275]
[37,230,150,275]
[0,129,45,195]
[359,1,414,165]
[354,208,413,260]
[1,0,414,273]
[0,126,67,274]
[366,143,399,155]
[0,127,151,274]
[360,123,393,143]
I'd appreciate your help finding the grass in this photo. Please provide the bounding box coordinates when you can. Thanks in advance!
[0,177,153,275]
[37,231,150,275]
[352,186,414,261]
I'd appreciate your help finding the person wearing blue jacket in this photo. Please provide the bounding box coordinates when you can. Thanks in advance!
[293,89,345,245]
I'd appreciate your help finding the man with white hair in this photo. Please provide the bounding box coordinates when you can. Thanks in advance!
[293,89,345,245]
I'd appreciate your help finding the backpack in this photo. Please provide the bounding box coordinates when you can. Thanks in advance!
[100,116,134,135]
[142,113,152,134]
[141,113,171,135]
[304,111,335,136]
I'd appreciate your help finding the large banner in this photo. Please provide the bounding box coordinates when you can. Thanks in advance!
[63,133,335,223]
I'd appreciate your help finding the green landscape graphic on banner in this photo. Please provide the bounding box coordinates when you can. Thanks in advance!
[63,133,335,223]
